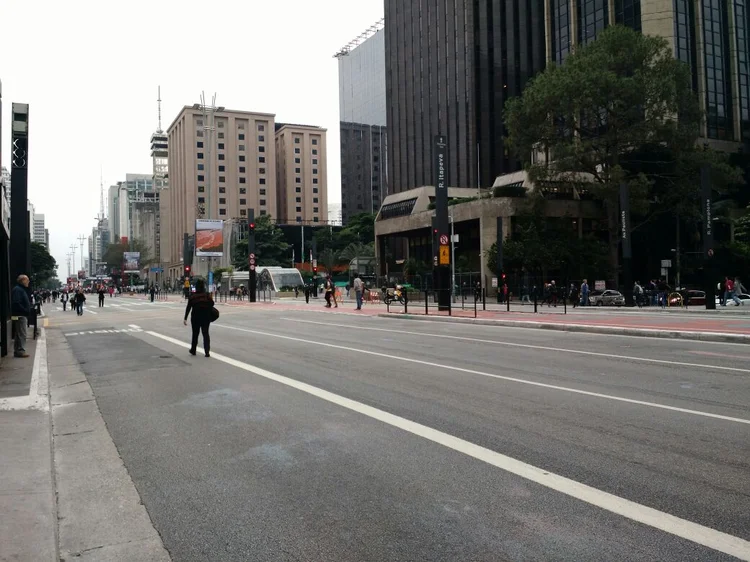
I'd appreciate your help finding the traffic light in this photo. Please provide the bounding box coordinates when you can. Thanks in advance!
[313,266,318,274]
[249,222,255,234]
[184,265,191,278]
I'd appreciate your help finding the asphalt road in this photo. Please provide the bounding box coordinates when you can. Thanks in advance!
[45,296,750,561]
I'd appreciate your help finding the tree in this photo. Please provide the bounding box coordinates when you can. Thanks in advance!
[505,25,702,276]
[232,214,290,269]
[338,242,375,262]
[102,238,153,270]
[30,242,57,285]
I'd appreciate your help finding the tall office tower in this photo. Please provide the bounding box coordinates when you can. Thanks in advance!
[165,105,276,278]
[384,0,749,193]
[335,19,388,223]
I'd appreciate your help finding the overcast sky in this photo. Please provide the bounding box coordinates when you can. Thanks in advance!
[1,0,384,278]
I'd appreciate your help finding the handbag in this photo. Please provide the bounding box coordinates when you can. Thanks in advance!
[209,307,220,322]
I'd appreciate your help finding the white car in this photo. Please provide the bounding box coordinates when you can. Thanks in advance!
[716,293,750,306]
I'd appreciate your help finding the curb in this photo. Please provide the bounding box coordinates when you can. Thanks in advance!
[377,314,750,344]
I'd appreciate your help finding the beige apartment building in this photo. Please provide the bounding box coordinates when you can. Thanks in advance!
[274,124,328,224]
[165,106,277,280]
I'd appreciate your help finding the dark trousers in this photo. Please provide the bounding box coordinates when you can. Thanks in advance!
[99,295,105,307]
[76,302,83,315]
[190,320,210,354]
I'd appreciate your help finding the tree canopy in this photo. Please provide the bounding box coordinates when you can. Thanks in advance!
[504,25,730,276]
[30,241,57,285]
[102,238,154,270]
[233,214,291,269]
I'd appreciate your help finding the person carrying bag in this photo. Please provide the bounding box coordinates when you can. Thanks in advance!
[184,279,216,357]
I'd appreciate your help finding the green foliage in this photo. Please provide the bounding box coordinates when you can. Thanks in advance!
[313,213,377,266]
[338,242,375,262]
[233,215,290,269]
[403,258,430,276]
[505,25,704,274]
[212,267,232,283]
[30,242,57,284]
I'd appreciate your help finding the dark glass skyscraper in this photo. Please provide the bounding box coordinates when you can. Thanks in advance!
[336,22,388,224]
[384,0,749,195]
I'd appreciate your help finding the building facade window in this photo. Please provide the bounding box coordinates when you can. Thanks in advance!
[260,189,266,195]
[259,168,266,174]
[197,141,203,148]
[295,137,301,144]
[198,186,205,192]
[258,124,265,132]
[198,164,204,170]
[218,132,224,139]
[198,197,205,203]
[219,198,226,204]
[259,135,265,142]
[197,152,204,159]
[239,155,246,162]
[260,199,267,206]
[219,187,226,193]
[295,148,301,154]
[197,175,205,181]
[218,143,225,150]
[239,166,246,173]
[614,0,641,30]
[295,167,301,174]
[218,154,225,161]
[240,198,247,205]
[239,145,245,151]
[312,138,318,145]
[260,178,266,185]
[240,209,247,216]
[703,0,732,139]
[240,177,246,184]
[551,0,571,63]
[240,188,247,194]
[296,197,302,203]
[295,158,301,164]
[219,165,225,172]
[296,177,301,183]
[239,134,245,140]
[219,209,226,216]
[259,156,266,163]
[735,0,750,139]
[219,176,226,183]
[578,0,609,45]
[259,146,265,153]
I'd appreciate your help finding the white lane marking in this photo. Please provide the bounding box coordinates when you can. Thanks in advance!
[282,318,750,375]
[84,309,97,315]
[146,329,750,560]
[380,316,750,347]
[215,323,750,425]
[128,324,142,330]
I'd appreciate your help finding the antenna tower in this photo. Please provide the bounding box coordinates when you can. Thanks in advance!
[157,86,163,133]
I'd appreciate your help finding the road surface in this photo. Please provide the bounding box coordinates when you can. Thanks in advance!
[44,295,750,561]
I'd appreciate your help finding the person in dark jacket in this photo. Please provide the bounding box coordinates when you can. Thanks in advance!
[184,279,215,357]
[11,275,31,358]
[98,285,106,307]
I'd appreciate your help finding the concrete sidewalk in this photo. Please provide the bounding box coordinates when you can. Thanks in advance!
[0,329,171,561]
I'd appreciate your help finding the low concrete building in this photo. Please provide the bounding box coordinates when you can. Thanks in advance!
[374,179,604,285]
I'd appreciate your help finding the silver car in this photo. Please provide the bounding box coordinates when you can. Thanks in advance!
[591,289,625,307]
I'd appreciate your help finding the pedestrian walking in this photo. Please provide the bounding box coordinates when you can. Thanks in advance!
[98,285,106,307]
[150,284,156,303]
[11,274,31,358]
[184,279,215,358]
[75,289,86,316]
[353,274,364,310]
[61,290,69,311]
[580,279,589,306]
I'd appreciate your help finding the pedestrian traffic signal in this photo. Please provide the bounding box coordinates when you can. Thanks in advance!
[249,222,255,234]
[184,265,191,277]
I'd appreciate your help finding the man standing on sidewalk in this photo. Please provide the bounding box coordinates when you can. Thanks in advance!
[353,274,364,310]
[11,274,31,358]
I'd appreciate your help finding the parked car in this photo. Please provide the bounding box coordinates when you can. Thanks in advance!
[668,289,706,307]
[590,289,625,306]
[716,293,750,306]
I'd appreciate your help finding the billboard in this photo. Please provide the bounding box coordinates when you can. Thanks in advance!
[195,219,224,257]
[123,252,140,273]
[77,269,86,279]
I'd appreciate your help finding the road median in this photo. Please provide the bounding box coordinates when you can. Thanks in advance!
[378,313,750,344]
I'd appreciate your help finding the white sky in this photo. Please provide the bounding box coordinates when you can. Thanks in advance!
[1,0,384,277]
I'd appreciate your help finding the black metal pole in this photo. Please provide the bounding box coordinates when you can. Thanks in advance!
[248,209,257,303]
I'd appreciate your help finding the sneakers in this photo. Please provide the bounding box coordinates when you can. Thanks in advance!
[205,353,210,358]
[14,353,29,358]
[189,349,197,356]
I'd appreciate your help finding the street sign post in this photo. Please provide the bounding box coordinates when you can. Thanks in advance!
[433,135,451,311]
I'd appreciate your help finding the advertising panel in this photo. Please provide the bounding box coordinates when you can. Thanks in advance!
[195,219,224,257]
[123,252,140,273]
